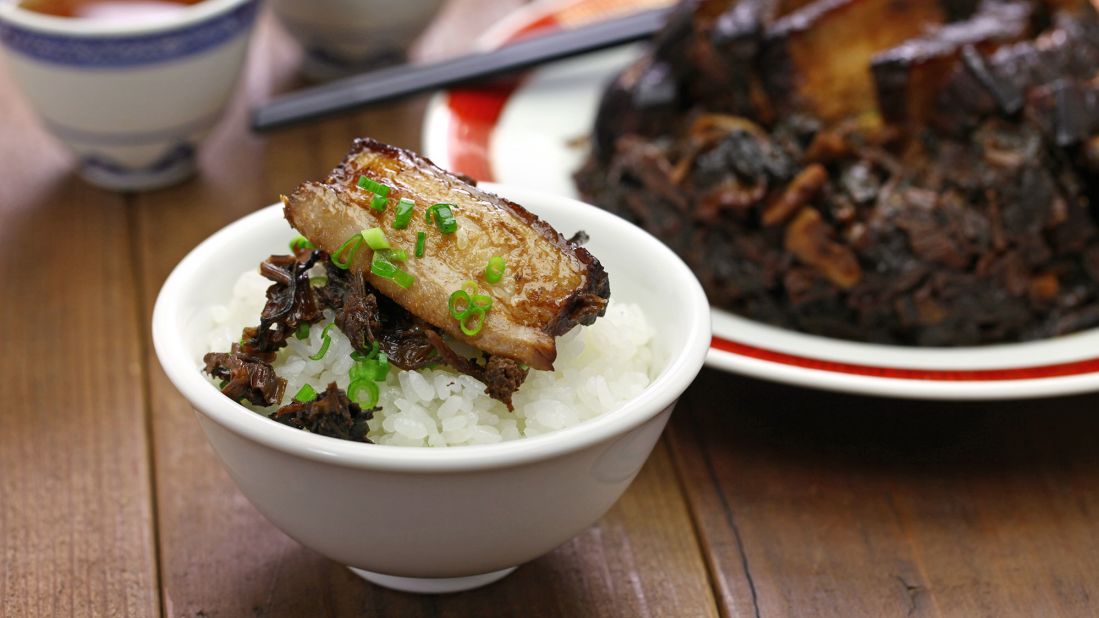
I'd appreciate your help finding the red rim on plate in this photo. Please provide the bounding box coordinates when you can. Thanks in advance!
[712,338,1099,381]
[430,0,1099,394]
[445,0,668,180]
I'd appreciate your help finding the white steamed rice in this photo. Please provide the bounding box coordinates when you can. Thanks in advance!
[204,268,656,446]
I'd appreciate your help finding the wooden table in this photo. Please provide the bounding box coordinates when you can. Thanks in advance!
[4,3,1099,616]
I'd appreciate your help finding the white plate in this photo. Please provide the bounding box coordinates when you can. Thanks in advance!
[421,0,1099,400]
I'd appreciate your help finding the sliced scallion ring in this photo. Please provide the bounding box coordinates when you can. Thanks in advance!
[460,307,487,336]
[361,227,390,250]
[357,176,390,196]
[371,251,398,278]
[294,323,311,340]
[331,234,364,269]
[393,269,415,289]
[292,383,317,403]
[415,231,426,257]
[485,256,505,283]
[448,290,471,319]
[348,378,380,408]
[308,323,335,361]
[289,235,315,252]
[371,194,387,212]
[472,294,493,311]
[393,198,415,229]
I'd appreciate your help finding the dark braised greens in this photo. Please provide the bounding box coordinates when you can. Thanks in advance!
[203,247,534,439]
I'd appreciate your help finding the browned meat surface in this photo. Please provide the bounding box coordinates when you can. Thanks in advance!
[761,0,947,123]
[872,0,1033,127]
[934,7,1099,135]
[285,138,609,370]
[319,257,528,407]
[203,347,286,406]
[577,0,1099,345]
[271,383,375,443]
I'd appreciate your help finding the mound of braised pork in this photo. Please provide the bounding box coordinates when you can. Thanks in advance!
[577,0,1099,345]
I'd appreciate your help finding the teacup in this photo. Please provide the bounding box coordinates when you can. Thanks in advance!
[0,0,259,191]
[268,0,444,80]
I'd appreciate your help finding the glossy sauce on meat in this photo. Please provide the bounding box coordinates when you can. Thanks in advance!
[285,138,609,369]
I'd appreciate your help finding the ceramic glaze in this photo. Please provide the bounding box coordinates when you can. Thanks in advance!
[0,0,257,190]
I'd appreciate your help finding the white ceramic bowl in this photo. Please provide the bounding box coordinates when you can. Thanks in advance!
[269,0,443,80]
[0,0,258,191]
[152,183,711,593]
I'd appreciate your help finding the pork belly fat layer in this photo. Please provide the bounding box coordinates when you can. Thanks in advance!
[284,138,609,370]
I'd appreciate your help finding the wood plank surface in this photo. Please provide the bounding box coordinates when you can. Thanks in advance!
[128,5,718,616]
[0,60,160,617]
[670,369,1099,617]
[8,0,1099,615]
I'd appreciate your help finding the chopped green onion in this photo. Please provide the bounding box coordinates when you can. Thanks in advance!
[348,379,380,408]
[386,249,408,262]
[371,251,398,278]
[349,362,368,381]
[293,383,317,403]
[415,232,426,257]
[289,235,315,252]
[309,276,328,287]
[449,290,471,319]
[350,342,380,362]
[332,233,364,269]
[485,256,506,283]
[450,281,491,335]
[362,227,390,250]
[371,262,398,279]
[460,308,487,336]
[294,323,311,340]
[393,269,415,289]
[472,294,493,311]
[429,203,458,234]
[393,198,415,229]
[371,194,387,212]
[350,352,389,382]
[308,323,335,360]
[357,176,390,197]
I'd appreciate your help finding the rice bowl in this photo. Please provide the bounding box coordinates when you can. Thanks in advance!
[152,184,710,593]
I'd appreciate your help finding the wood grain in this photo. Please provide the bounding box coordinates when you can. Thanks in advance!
[128,5,717,616]
[10,0,1099,615]
[0,60,160,617]
[669,369,1099,617]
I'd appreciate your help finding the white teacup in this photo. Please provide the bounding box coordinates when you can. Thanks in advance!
[269,0,444,80]
[0,0,258,191]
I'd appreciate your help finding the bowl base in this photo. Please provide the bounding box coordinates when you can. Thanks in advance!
[349,566,517,594]
[78,148,197,192]
[300,47,405,82]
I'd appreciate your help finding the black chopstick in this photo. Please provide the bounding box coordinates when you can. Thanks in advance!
[251,7,673,132]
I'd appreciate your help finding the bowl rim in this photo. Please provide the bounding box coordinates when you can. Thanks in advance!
[0,0,253,37]
[151,183,712,472]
